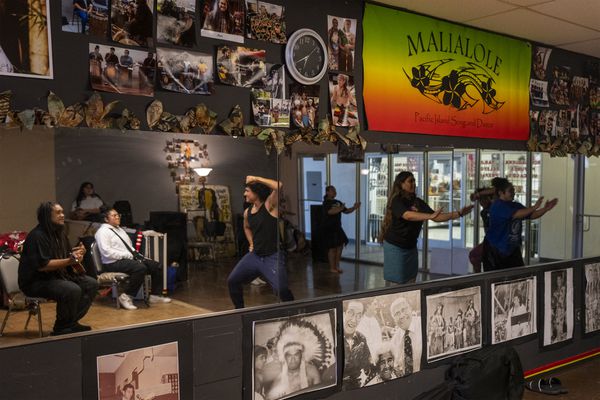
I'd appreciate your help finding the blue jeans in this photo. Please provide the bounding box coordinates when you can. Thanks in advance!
[227,252,294,308]
[75,9,89,33]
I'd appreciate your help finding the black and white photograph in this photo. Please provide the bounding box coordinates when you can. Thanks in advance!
[544,268,574,346]
[584,263,600,334]
[491,277,537,344]
[549,66,571,106]
[0,0,53,79]
[89,43,155,97]
[201,0,245,43]
[96,341,180,400]
[570,76,589,105]
[251,89,291,127]
[425,286,482,362]
[157,0,196,47]
[111,0,154,48]
[342,291,421,390]
[157,48,213,95]
[216,45,266,87]
[327,16,356,73]
[245,0,286,44]
[289,84,319,129]
[252,310,337,400]
[62,0,109,37]
[530,79,549,108]
[532,46,552,80]
[537,110,558,137]
[329,73,359,127]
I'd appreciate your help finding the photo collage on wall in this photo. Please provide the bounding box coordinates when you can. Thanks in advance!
[164,138,210,185]
[201,0,245,43]
[157,48,214,95]
[61,0,109,37]
[111,0,155,47]
[251,64,291,128]
[543,268,574,346]
[157,0,197,47]
[584,263,600,335]
[342,291,421,390]
[245,0,286,44]
[491,276,537,344]
[252,309,337,400]
[326,15,358,128]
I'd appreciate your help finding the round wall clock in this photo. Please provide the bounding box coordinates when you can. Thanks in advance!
[285,29,328,85]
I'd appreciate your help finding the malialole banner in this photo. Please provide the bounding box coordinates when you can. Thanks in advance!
[363,4,531,140]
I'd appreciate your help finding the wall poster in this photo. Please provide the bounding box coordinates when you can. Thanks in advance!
[543,268,574,346]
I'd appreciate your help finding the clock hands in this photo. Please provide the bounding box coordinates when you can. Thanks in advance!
[295,47,318,69]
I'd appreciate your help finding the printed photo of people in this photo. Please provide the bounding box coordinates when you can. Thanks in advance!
[425,287,482,362]
[111,0,154,48]
[532,46,552,80]
[327,16,356,73]
[329,73,359,127]
[549,65,571,106]
[89,43,155,96]
[584,263,600,334]
[157,0,196,47]
[590,85,600,109]
[0,0,53,79]
[570,76,589,105]
[157,48,213,95]
[201,0,245,43]
[62,0,109,37]
[537,110,558,137]
[543,268,574,346]
[491,277,537,344]
[342,291,421,390]
[96,342,180,400]
[253,310,337,400]
[530,79,549,108]
[216,45,266,87]
[245,0,286,44]
[289,84,319,129]
[251,90,291,127]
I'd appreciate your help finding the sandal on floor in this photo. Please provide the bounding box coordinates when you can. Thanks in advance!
[547,377,568,394]
[525,378,562,395]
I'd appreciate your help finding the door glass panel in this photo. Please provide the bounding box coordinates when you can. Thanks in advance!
[300,156,326,240]
[330,154,358,260]
[583,157,600,257]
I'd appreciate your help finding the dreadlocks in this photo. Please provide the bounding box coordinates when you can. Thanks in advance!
[36,201,70,259]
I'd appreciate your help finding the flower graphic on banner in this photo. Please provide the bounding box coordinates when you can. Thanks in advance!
[404,60,505,114]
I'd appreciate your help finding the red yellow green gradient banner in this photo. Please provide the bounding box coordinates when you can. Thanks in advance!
[363,4,531,140]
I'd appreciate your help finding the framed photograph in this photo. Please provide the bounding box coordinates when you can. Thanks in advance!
[89,43,155,97]
[425,286,482,362]
[289,84,319,129]
[252,309,337,400]
[245,0,286,44]
[342,290,421,390]
[62,0,109,37]
[157,48,213,95]
[201,0,245,43]
[491,276,537,344]
[0,0,53,79]
[216,45,266,87]
[110,0,155,47]
[584,263,600,335]
[157,0,197,47]
[326,16,356,73]
[96,341,180,400]
[329,73,359,127]
[543,268,574,346]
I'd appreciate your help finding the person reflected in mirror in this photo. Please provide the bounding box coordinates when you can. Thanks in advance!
[468,186,496,273]
[18,202,98,335]
[70,181,106,222]
[322,185,360,273]
[379,171,474,284]
[483,177,558,271]
[227,176,294,308]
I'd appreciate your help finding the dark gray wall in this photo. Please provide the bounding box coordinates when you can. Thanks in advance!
[55,128,277,223]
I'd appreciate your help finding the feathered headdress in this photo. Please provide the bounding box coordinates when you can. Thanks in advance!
[275,318,335,372]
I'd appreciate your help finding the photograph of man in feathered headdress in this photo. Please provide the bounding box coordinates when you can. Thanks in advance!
[252,310,337,400]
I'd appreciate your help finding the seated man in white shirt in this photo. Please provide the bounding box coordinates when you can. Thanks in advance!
[94,208,171,310]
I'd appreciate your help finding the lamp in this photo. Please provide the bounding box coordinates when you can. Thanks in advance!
[193,167,212,177]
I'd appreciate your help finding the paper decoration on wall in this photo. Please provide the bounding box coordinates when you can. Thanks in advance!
[219,105,244,136]
[543,268,574,346]
[491,276,537,344]
[327,15,356,73]
[157,0,196,47]
[341,290,421,389]
[110,0,155,47]
[216,46,266,87]
[146,100,217,133]
[61,0,109,37]
[0,0,53,79]
[157,48,214,95]
[584,263,600,335]
[164,138,209,186]
[96,342,180,400]
[329,73,359,127]
[245,0,286,44]
[252,309,337,400]
[89,43,156,97]
[200,0,245,43]
[426,286,482,362]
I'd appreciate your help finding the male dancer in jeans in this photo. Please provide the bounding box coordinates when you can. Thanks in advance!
[227,176,294,308]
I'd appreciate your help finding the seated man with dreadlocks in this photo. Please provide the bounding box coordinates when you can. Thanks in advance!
[18,202,99,336]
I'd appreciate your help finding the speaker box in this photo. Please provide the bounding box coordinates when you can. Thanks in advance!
[149,212,188,281]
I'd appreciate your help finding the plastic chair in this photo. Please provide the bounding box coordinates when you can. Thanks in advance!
[71,8,82,33]
[0,255,47,337]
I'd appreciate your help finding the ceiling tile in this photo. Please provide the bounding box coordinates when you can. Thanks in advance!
[558,38,600,58]
[466,8,600,44]
[530,0,600,31]
[374,0,517,22]
[499,0,556,6]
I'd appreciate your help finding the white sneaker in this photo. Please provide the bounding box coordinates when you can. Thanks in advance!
[251,277,267,286]
[149,294,172,304]
[118,293,137,310]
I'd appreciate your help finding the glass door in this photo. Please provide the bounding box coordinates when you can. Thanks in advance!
[299,155,327,240]
[330,154,358,259]
[583,157,600,257]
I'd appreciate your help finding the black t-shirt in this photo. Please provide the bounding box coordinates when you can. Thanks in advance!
[384,196,434,249]
[322,199,346,229]
[18,225,70,290]
[73,0,88,10]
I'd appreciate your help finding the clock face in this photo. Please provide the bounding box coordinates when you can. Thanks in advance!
[292,34,325,79]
